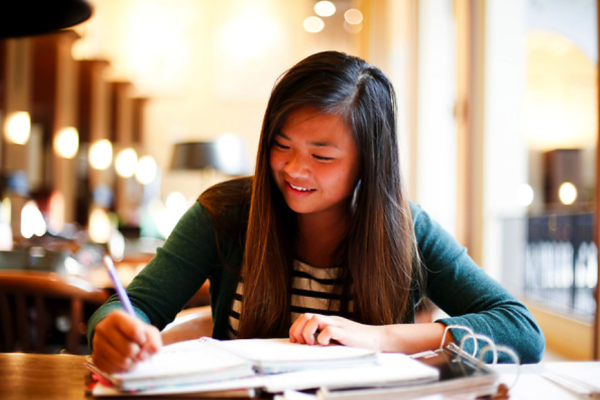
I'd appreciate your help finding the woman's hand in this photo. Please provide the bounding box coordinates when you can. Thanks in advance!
[91,310,162,373]
[289,313,453,354]
[289,313,385,351]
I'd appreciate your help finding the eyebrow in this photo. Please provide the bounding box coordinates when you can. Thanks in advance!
[275,132,340,149]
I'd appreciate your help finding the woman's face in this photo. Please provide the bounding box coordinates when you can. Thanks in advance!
[269,107,360,220]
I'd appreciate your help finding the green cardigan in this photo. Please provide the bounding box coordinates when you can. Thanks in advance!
[88,201,545,363]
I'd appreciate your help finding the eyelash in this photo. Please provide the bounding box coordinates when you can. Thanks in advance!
[313,155,333,161]
[273,141,334,161]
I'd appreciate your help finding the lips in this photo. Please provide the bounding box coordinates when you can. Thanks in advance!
[288,182,315,192]
[285,181,316,197]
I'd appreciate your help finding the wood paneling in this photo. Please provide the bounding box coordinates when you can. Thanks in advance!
[30,31,80,223]
[525,300,594,361]
[454,0,485,265]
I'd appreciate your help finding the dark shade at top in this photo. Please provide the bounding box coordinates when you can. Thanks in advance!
[0,0,93,38]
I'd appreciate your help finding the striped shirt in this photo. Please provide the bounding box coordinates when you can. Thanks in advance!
[228,260,354,338]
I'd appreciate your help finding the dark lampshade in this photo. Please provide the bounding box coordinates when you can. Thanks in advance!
[0,0,93,38]
[170,142,220,171]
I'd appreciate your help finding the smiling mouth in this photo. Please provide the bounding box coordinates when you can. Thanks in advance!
[288,182,315,192]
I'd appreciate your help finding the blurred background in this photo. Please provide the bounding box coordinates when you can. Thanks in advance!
[0,0,598,360]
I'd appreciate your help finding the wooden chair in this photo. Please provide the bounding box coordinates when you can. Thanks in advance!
[161,305,213,345]
[0,270,108,354]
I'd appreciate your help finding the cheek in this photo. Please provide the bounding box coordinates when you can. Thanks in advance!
[269,150,285,177]
[327,163,359,196]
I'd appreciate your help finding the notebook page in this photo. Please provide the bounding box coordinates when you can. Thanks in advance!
[112,339,251,382]
[212,338,376,364]
[264,353,439,392]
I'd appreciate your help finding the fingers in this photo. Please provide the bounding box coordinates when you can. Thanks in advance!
[92,310,162,373]
[289,314,379,349]
[316,325,344,346]
[92,340,135,372]
[289,313,313,344]
[289,313,338,345]
[136,326,163,362]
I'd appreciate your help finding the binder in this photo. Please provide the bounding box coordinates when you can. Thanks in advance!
[316,325,520,400]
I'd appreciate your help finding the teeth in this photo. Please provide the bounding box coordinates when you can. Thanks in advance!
[289,183,312,192]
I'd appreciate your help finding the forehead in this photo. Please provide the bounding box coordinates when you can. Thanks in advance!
[279,108,353,145]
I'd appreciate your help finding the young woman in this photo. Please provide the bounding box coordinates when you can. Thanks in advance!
[88,51,545,373]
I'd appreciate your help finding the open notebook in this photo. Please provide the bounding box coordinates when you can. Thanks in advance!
[85,337,439,396]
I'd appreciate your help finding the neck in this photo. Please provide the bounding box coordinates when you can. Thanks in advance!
[295,209,351,268]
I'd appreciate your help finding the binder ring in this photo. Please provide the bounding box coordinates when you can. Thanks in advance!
[457,333,495,363]
[477,344,521,391]
[440,325,477,357]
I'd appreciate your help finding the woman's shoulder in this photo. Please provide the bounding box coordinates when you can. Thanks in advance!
[407,201,425,227]
[407,201,457,247]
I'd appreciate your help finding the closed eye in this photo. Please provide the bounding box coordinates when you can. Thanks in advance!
[313,154,334,161]
[273,141,290,150]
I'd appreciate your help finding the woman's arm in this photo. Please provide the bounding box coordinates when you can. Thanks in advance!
[289,313,453,353]
[411,203,545,363]
[87,202,221,365]
[290,205,545,363]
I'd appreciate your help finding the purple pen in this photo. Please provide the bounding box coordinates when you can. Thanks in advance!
[103,255,137,318]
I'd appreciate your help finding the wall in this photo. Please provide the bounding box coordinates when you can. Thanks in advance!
[74,0,362,204]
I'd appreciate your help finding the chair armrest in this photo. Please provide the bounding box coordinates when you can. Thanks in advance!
[161,306,213,345]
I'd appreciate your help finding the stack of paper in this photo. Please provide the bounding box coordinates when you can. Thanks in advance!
[86,337,440,397]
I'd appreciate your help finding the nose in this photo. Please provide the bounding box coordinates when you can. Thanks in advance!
[283,151,309,179]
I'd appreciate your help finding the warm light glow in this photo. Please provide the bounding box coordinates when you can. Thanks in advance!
[524,32,596,151]
[54,127,79,158]
[165,192,187,213]
[89,140,113,170]
[64,256,84,275]
[115,148,138,178]
[314,1,336,17]
[155,192,188,238]
[124,1,194,95]
[1,198,11,225]
[344,22,363,34]
[109,229,125,261]
[216,3,280,65]
[516,184,534,207]
[344,9,363,25]
[0,199,12,251]
[89,208,111,243]
[303,16,325,33]
[4,111,31,145]
[136,155,158,185]
[215,134,248,175]
[48,191,65,234]
[558,182,577,205]
[21,201,47,239]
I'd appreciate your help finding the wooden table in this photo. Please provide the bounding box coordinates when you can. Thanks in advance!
[0,353,90,400]
[1,352,598,400]
[0,353,257,400]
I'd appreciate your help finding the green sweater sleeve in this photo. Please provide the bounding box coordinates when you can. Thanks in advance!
[87,202,221,347]
[411,203,545,363]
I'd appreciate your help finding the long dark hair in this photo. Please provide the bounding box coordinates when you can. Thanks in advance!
[201,51,422,338]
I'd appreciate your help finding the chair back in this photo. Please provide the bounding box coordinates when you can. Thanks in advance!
[161,306,213,345]
[0,270,108,354]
